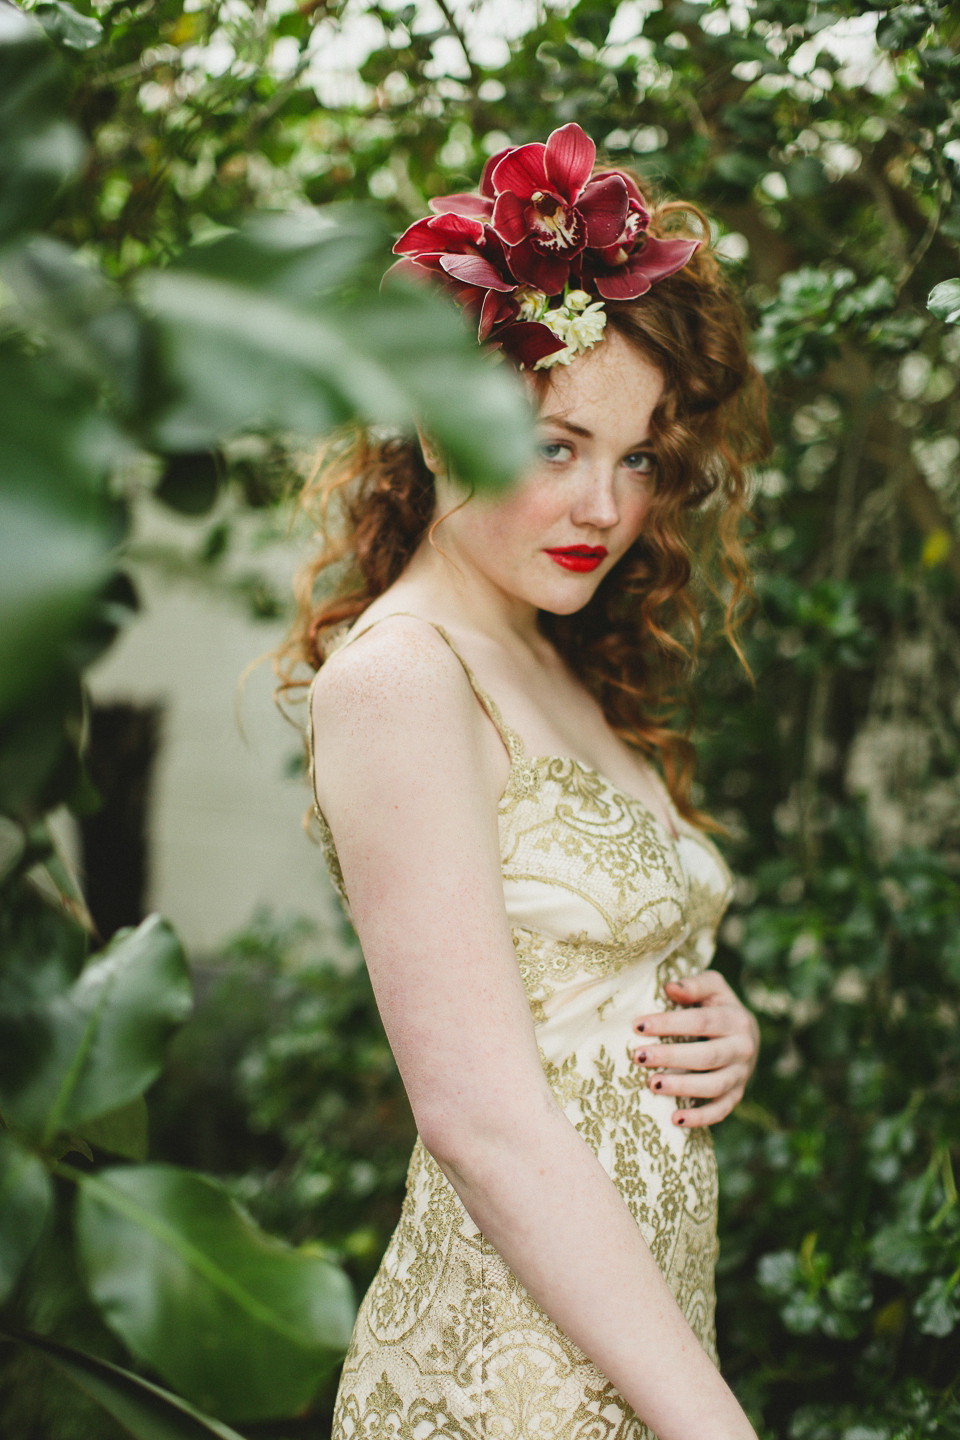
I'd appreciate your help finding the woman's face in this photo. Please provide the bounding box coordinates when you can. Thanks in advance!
[429,328,665,616]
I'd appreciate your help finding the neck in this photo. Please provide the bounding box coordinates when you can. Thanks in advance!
[399,527,544,655]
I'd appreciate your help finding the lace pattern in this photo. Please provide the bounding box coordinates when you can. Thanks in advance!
[305,617,733,1440]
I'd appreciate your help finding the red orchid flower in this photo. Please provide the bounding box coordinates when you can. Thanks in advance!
[489,124,629,295]
[389,124,700,368]
[578,167,699,300]
[390,210,566,366]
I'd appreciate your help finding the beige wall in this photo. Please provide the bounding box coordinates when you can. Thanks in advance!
[82,495,338,955]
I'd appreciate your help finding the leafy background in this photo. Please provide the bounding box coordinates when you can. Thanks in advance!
[1,0,959,1436]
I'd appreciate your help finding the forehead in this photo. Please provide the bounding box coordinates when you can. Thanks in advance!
[535,329,664,437]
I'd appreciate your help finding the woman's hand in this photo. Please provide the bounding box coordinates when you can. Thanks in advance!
[630,970,759,1128]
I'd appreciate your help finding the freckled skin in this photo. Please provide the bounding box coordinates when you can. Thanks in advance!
[307,329,760,1440]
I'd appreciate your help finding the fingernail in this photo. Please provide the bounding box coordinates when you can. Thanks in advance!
[653,1079,662,1091]
[635,1050,647,1064]
[675,1115,685,1125]
[634,1022,645,1033]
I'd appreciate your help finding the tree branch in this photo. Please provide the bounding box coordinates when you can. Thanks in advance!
[433,0,480,86]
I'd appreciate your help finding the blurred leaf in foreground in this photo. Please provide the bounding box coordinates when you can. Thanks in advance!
[0,1329,248,1440]
[76,1165,355,1421]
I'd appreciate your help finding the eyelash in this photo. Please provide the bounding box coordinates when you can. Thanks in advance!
[537,441,657,475]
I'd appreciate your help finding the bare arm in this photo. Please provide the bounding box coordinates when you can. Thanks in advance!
[311,620,756,1440]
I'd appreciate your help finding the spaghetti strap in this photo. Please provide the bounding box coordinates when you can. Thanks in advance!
[317,611,525,767]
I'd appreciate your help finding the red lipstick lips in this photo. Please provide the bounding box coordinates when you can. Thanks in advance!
[544,546,608,573]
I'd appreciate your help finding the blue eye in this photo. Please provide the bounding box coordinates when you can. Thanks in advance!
[539,441,573,463]
[624,451,656,474]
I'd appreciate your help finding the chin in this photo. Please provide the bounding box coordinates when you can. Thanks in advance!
[533,579,603,615]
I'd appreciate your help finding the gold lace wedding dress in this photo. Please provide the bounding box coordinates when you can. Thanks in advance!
[307,618,733,1440]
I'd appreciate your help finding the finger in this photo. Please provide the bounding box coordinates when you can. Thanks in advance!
[671,1096,737,1128]
[663,971,732,1004]
[633,1005,742,1039]
[631,1039,732,1072]
[648,1068,743,1100]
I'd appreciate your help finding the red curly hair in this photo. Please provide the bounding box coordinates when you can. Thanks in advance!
[277,189,769,827]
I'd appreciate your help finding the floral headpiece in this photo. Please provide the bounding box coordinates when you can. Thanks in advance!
[390,122,700,370]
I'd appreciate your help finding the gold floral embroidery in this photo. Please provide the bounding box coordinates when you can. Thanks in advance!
[308,621,732,1440]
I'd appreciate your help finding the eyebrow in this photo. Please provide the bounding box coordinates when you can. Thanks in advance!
[540,414,593,438]
[539,414,654,447]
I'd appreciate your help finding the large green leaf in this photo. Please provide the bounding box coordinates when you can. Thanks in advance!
[0,915,191,1142]
[77,1095,149,1161]
[1,237,152,418]
[0,1133,52,1304]
[75,1165,355,1421]
[142,213,533,490]
[0,7,85,245]
[1,1329,248,1440]
[0,347,128,719]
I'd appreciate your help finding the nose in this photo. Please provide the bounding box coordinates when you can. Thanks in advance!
[570,466,620,531]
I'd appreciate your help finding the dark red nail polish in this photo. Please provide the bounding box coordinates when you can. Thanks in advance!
[635,1022,645,1033]
[676,1116,685,1125]
[653,1079,662,1091]
[636,1050,647,1063]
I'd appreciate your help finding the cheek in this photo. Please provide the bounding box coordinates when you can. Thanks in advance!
[619,483,656,543]
[472,480,565,547]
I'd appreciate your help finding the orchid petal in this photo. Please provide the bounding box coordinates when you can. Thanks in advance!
[505,238,570,296]
[544,123,596,199]
[393,211,484,256]
[629,234,701,285]
[491,143,547,198]
[382,256,436,286]
[430,212,486,242]
[594,266,653,300]
[500,320,568,367]
[439,253,516,291]
[479,288,518,340]
[481,148,513,197]
[593,168,648,212]
[492,191,533,246]
[578,174,630,247]
[429,193,494,220]
[392,217,444,256]
[593,235,699,299]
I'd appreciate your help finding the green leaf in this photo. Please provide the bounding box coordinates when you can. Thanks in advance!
[1,237,151,417]
[0,347,127,719]
[0,1132,52,1303]
[0,1329,248,1440]
[877,3,935,51]
[914,1277,960,1337]
[75,1164,355,1421]
[0,9,86,245]
[0,914,191,1142]
[141,212,532,490]
[34,1,103,50]
[927,279,960,325]
[77,1095,149,1161]
[785,158,826,199]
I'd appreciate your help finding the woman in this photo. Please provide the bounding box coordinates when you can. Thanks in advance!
[284,124,766,1440]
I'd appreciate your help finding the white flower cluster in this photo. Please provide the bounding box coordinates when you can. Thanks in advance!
[534,289,608,370]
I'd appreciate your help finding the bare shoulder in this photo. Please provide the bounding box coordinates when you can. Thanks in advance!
[309,615,494,810]
[311,614,477,738]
